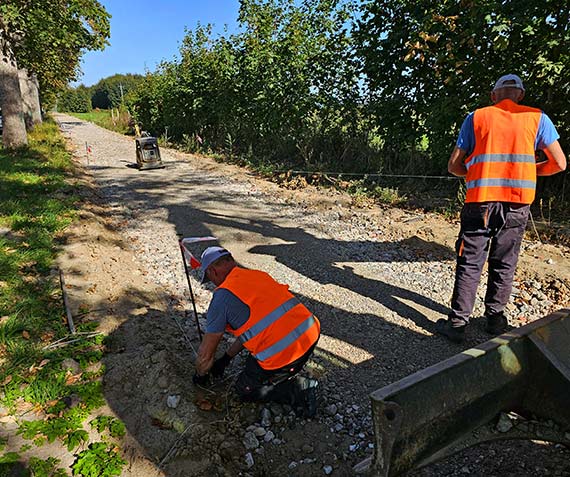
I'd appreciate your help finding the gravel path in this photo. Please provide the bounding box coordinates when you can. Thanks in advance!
[55,114,570,477]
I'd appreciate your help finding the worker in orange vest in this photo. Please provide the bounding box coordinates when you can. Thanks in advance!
[437,74,567,343]
[193,247,321,417]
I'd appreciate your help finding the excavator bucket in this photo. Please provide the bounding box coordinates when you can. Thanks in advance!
[355,309,570,476]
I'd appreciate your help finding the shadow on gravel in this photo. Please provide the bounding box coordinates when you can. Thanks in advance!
[68,168,455,474]
[169,206,451,334]
[248,238,449,333]
[58,121,84,127]
[411,439,570,477]
[86,165,117,171]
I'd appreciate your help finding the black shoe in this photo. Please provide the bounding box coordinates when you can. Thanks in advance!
[485,312,508,335]
[293,378,319,418]
[303,379,318,418]
[435,319,466,343]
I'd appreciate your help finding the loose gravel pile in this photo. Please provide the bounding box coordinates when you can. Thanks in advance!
[56,114,570,477]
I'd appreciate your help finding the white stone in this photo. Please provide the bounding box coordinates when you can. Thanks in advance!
[166,395,180,409]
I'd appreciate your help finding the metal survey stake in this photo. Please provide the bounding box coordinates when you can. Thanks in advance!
[179,240,203,341]
[178,236,218,342]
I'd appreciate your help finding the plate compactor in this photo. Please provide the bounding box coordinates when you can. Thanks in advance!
[135,136,164,170]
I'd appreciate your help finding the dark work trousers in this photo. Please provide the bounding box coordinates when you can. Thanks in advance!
[235,341,318,406]
[449,202,530,326]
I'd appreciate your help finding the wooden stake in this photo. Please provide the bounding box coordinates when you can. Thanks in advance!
[59,269,76,334]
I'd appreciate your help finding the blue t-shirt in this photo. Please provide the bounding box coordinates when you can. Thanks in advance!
[456,110,559,156]
[206,288,250,333]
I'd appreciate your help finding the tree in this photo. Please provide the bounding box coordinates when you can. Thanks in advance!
[90,74,144,109]
[0,43,28,147]
[128,0,364,167]
[356,0,570,173]
[234,0,363,165]
[58,85,92,113]
[19,69,42,127]
[0,0,110,147]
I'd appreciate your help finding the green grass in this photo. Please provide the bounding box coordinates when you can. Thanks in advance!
[0,119,125,475]
[68,109,132,134]
[0,120,77,377]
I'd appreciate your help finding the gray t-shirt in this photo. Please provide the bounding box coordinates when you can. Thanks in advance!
[206,288,250,333]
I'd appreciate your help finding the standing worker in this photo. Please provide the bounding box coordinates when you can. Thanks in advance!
[193,247,321,417]
[436,74,567,343]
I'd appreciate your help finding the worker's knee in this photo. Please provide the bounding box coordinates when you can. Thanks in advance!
[235,373,260,402]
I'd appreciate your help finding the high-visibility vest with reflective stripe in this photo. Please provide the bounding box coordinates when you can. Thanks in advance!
[218,267,320,370]
[465,99,541,204]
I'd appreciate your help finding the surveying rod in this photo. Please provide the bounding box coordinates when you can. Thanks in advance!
[179,240,203,341]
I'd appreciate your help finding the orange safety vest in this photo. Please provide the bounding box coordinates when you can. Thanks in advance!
[218,267,320,370]
[465,99,542,204]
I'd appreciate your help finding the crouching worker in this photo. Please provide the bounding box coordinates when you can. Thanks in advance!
[193,247,321,418]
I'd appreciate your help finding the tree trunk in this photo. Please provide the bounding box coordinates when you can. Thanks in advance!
[0,46,28,148]
[18,69,42,129]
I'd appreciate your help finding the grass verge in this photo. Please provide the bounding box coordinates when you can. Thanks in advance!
[68,110,132,135]
[0,119,125,476]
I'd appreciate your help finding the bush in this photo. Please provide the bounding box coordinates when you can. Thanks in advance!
[58,86,91,113]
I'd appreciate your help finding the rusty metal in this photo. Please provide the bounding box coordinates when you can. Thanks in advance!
[355,309,570,476]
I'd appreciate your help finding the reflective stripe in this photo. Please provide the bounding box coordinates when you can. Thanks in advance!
[466,178,536,190]
[253,315,316,362]
[239,297,300,343]
[466,153,536,169]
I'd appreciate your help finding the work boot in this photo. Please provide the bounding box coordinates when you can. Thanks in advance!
[292,377,319,418]
[303,379,319,418]
[485,312,508,335]
[435,319,466,344]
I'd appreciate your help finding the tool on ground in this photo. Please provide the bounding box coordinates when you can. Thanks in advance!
[135,134,164,170]
[355,308,570,476]
[59,269,76,334]
[179,236,218,341]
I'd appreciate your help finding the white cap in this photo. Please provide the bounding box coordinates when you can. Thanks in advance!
[493,74,525,92]
[200,246,231,283]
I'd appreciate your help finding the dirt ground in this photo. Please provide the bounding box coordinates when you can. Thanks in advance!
[44,114,570,476]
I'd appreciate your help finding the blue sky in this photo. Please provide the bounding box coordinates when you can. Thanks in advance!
[75,0,241,86]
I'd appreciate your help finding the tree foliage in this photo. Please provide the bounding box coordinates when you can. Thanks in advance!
[58,85,92,113]
[356,0,569,173]
[128,0,372,170]
[0,0,110,107]
[90,73,144,109]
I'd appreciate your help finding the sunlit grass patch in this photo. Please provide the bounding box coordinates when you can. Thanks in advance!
[69,110,131,135]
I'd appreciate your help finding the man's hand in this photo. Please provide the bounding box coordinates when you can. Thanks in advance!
[192,372,210,386]
[211,353,233,378]
[196,332,223,376]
